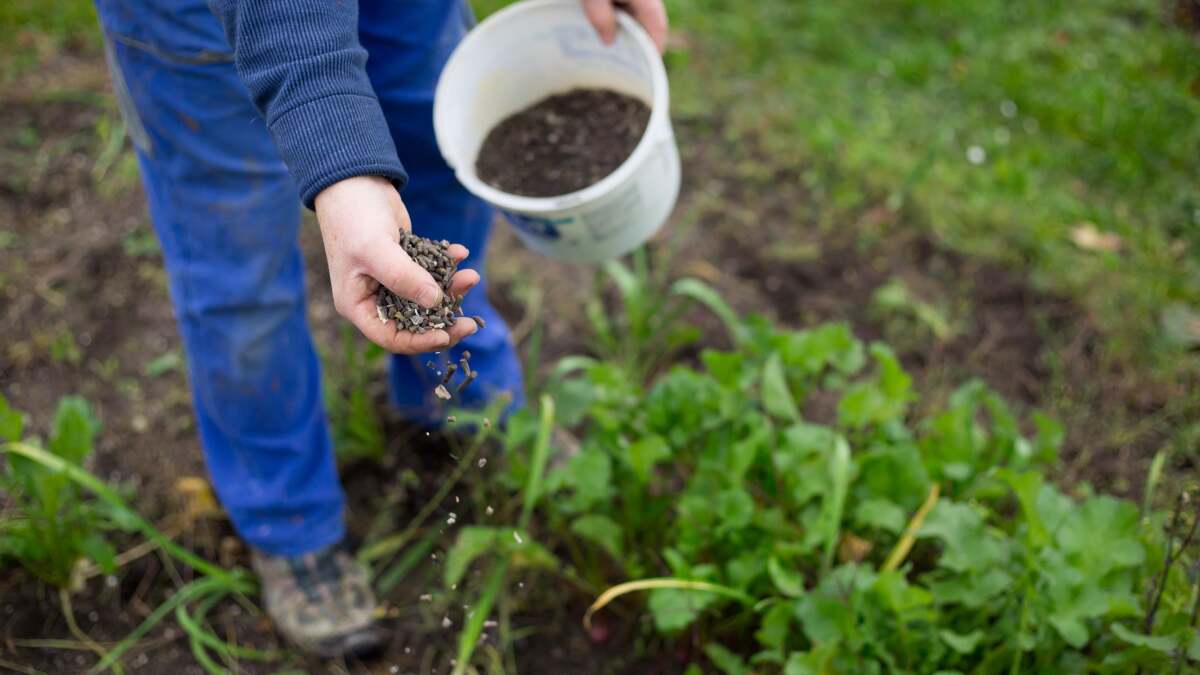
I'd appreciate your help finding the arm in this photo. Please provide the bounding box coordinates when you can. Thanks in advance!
[208,0,406,208]
[208,0,477,353]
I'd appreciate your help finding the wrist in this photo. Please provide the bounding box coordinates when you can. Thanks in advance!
[314,175,401,220]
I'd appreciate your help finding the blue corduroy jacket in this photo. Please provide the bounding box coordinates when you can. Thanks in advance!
[208,0,410,208]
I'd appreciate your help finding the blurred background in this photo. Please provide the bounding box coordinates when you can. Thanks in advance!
[1,0,1198,672]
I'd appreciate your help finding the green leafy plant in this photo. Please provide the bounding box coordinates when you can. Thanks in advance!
[870,278,961,344]
[585,248,740,382]
[324,324,388,463]
[442,395,559,675]
[0,394,119,589]
[1,394,270,674]
[499,310,1198,673]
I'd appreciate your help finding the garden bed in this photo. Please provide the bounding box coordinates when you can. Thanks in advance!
[2,29,1197,675]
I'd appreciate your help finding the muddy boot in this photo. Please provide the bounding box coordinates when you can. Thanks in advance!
[251,541,382,658]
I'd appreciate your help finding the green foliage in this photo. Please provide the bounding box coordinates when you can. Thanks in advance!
[3,399,264,673]
[504,314,1198,672]
[0,0,98,81]
[447,396,558,675]
[585,250,742,382]
[324,325,388,463]
[871,279,961,344]
[0,394,126,590]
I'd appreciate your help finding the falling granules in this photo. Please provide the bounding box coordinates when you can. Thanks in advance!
[432,350,478,405]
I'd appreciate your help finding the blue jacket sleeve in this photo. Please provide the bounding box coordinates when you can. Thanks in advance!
[208,0,408,208]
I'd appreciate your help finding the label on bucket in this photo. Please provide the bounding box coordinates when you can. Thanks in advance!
[504,185,643,243]
[505,212,571,241]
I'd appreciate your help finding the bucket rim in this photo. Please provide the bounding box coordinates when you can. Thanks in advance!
[433,0,673,213]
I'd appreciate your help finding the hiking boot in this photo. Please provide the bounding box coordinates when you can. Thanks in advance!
[251,540,382,658]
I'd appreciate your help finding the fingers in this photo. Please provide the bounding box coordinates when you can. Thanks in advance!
[349,298,453,354]
[582,0,617,44]
[583,0,669,52]
[449,268,481,296]
[345,294,483,355]
[447,243,469,262]
[446,317,480,344]
[364,240,444,309]
[628,0,669,53]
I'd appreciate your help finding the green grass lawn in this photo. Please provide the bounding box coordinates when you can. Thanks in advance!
[655,0,1199,371]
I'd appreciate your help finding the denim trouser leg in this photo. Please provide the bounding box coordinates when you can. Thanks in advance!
[95,0,522,556]
[100,30,344,555]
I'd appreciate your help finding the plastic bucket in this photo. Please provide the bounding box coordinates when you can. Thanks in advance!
[433,0,680,263]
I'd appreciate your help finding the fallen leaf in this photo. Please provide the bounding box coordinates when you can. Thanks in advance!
[176,476,222,522]
[1069,223,1121,252]
[839,532,874,563]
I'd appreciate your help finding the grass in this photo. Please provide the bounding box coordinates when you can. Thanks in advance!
[0,0,98,81]
[657,0,1199,372]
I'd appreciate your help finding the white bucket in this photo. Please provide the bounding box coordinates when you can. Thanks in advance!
[433,0,681,263]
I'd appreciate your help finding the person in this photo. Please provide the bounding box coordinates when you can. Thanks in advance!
[92,0,668,658]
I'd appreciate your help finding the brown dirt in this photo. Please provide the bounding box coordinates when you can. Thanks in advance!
[475,88,650,197]
[1176,0,1200,33]
[1,49,1191,674]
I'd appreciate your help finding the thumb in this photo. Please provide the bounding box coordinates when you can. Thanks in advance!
[582,0,617,44]
[366,240,444,309]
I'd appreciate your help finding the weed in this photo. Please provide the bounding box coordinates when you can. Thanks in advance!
[48,329,82,365]
[585,248,742,382]
[438,396,559,675]
[870,278,962,345]
[1,395,267,674]
[144,349,183,378]
[0,394,118,589]
[121,226,161,259]
[324,324,387,463]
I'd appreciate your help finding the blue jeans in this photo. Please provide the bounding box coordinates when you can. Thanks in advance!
[94,0,524,556]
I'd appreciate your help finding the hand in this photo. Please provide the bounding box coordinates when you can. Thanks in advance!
[314,175,480,353]
[582,0,668,53]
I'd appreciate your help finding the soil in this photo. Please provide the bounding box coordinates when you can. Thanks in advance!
[0,51,1192,674]
[1177,0,1200,33]
[475,88,650,197]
